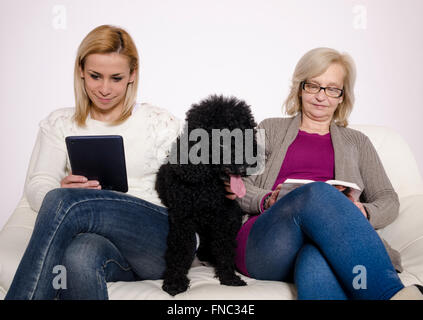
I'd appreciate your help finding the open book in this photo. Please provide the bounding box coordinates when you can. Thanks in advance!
[276,179,362,201]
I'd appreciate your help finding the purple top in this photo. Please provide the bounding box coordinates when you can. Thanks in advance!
[272,130,334,188]
[235,130,335,276]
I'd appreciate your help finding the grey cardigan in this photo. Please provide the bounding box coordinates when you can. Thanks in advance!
[237,113,402,272]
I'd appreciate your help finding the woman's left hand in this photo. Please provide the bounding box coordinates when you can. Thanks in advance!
[353,201,368,219]
[334,186,368,219]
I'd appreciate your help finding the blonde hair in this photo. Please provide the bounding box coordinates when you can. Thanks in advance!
[73,25,139,126]
[283,47,356,127]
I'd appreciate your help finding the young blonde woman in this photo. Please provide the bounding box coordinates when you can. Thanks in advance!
[231,47,423,300]
[5,25,182,299]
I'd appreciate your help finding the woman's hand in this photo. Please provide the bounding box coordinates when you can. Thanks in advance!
[263,184,283,210]
[333,185,367,218]
[60,174,101,189]
[353,201,368,219]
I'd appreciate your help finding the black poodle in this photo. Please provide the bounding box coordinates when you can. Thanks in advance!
[155,95,258,296]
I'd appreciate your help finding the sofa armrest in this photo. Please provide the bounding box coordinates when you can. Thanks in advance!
[378,194,423,250]
[378,194,423,283]
[0,198,37,297]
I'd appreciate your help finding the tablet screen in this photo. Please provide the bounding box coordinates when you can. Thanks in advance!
[65,135,128,193]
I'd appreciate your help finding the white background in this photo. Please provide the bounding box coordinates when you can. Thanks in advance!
[1,0,422,229]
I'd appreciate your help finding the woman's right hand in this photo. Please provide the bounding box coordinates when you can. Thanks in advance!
[264,184,283,210]
[60,174,101,189]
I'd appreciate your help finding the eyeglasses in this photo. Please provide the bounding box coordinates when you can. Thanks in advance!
[301,81,344,98]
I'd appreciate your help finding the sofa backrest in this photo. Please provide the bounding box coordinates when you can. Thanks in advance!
[20,125,423,210]
[350,124,423,199]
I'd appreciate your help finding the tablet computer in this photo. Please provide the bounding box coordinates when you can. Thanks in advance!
[65,135,128,193]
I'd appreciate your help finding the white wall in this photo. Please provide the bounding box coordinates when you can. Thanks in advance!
[1,0,422,229]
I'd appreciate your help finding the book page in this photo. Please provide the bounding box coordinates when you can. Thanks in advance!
[325,180,361,191]
[277,179,362,202]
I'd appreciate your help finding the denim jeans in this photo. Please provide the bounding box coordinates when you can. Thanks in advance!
[245,182,404,300]
[5,188,170,300]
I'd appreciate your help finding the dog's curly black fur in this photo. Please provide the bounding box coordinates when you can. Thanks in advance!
[155,95,258,296]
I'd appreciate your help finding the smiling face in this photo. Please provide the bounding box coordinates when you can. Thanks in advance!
[80,52,135,121]
[300,63,345,124]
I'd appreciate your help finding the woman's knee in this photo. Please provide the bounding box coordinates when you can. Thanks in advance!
[286,182,343,220]
[298,182,337,201]
[40,188,84,216]
[275,182,335,211]
[41,188,67,209]
[36,188,72,223]
[62,233,129,274]
[42,188,98,208]
[38,188,104,225]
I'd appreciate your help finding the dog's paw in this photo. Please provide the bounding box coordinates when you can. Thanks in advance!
[219,274,247,287]
[162,276,190,296]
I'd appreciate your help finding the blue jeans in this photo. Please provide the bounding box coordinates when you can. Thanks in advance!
[5,188,169,300]
[245,182,404,300]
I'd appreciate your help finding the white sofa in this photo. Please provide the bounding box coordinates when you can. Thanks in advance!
[1,124,422,300]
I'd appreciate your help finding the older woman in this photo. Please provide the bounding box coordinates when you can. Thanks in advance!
[232,47,423,300]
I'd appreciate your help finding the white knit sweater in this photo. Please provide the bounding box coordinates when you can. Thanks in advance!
[25,103,182,212]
